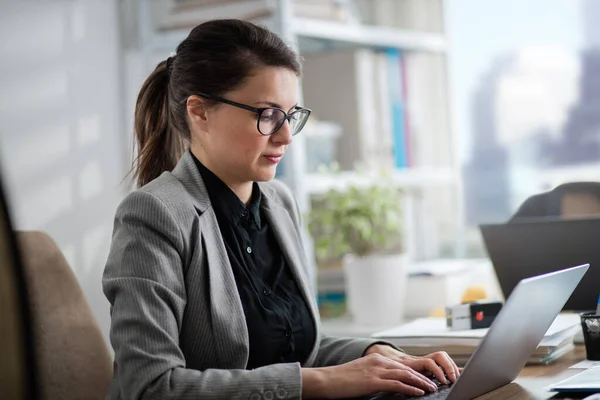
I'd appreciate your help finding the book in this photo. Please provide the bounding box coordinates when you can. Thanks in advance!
[373,314,581,365]
[386,48,408,168]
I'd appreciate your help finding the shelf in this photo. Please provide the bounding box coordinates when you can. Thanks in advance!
[142,17,446,54]
[305,168,457,195]
[293,17,447,53]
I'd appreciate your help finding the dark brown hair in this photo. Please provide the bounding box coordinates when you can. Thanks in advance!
[132,19,302,187]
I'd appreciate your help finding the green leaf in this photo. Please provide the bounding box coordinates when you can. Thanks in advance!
[307,172,404,262]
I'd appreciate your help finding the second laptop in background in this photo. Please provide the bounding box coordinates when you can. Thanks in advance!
[480,217,600,311]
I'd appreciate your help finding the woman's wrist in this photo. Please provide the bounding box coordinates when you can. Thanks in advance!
[301,367,329,399]
[363,342,406,357]
[363,343,392,356]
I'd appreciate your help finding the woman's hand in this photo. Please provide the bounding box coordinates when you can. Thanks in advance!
[364,344,461,385]
[301,353,439,399]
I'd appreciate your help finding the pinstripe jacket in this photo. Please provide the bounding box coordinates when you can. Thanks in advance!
[102,150,383,400]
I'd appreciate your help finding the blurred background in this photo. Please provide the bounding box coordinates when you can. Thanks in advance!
[1,0,599,341]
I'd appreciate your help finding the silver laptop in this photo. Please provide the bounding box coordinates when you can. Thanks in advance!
[372,263,589,400]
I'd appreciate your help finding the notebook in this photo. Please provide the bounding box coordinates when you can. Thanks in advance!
[547,367,600,392]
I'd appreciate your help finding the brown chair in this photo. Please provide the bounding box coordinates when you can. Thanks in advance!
[16,231,112,400]
[510,181,600,222]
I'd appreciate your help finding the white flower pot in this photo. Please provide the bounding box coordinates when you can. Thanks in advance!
[344,252,408,326]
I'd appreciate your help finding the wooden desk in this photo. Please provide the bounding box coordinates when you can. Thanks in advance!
[477,346,589,400]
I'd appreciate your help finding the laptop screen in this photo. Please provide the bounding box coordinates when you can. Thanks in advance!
[480,218,600,311]
[0,174,38,399]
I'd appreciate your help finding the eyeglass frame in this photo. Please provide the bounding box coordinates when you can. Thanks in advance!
[186,92,312,136]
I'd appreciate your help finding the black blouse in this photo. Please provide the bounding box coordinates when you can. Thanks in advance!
[193,154,316,369]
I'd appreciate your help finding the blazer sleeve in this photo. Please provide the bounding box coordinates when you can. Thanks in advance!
[103,190,302,400]
[313,336,399,367]
[268,180,401,368]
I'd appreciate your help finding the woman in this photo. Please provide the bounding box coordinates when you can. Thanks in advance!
[103,19,459,400]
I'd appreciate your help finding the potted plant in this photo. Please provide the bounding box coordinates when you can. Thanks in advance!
[307,174,408,326]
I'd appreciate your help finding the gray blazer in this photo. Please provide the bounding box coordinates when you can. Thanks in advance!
[103,150,383,400]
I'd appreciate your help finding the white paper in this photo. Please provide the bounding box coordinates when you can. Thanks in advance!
[547,367,600,391]
[570,360,600,369]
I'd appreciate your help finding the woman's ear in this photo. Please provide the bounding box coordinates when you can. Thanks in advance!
[186,95,209,127]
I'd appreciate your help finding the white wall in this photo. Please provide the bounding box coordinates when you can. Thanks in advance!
[0,0,127,346]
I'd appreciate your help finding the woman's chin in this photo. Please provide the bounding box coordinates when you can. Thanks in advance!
[253,165,278,182]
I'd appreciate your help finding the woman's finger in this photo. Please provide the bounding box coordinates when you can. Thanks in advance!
[453,359,461,380]
[380,357,437,387]
[416,358,448,385]
[429,352,459,382]
[379,368,437,393]
[376,378,426,397]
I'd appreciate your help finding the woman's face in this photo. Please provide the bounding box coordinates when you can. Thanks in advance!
[188,66,299,191]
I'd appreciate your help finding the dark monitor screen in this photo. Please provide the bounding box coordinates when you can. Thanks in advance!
[481,217,600,311]
[0,174,38,398]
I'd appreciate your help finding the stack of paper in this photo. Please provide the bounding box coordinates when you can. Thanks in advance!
[373,314,581,365]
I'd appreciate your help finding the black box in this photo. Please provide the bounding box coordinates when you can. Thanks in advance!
[445,301,503,331]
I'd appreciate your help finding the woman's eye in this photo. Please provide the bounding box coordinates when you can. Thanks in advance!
[260,112,276,121]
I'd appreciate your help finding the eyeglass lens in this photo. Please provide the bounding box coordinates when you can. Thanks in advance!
[258,109,310,136]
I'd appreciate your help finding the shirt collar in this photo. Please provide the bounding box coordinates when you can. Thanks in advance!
[191,152,262,228]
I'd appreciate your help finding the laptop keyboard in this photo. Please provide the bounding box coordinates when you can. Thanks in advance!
[370,378,453,400]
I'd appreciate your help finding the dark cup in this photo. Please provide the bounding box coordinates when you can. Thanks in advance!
[580,311,600,360]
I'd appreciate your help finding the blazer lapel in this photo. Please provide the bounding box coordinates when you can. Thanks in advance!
[172,150,249,368]
[261,191,321,363]
[200,211,249,368]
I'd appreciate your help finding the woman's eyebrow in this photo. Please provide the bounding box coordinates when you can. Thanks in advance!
[255,101,299,111]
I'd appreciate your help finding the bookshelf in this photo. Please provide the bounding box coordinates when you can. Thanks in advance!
[292,17,446,53]
[131,0,459,298]
[136,2,447,53]
[138,14,447,54]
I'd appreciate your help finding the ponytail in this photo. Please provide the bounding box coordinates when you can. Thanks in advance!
[132,60,184,187]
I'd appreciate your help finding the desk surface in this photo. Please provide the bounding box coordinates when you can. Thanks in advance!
[476,346,588,400]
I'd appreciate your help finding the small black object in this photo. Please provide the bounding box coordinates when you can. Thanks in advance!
[580,312,600,360]
[446,301,503,330]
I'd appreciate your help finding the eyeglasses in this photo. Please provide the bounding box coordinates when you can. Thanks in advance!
[193,92,311,136]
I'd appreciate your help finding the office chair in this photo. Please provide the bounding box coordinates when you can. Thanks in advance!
[0,180,38,399]
[17,231,113,400]
[510,181,600,222]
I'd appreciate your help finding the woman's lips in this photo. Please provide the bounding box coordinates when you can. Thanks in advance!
[264,154,283,164]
